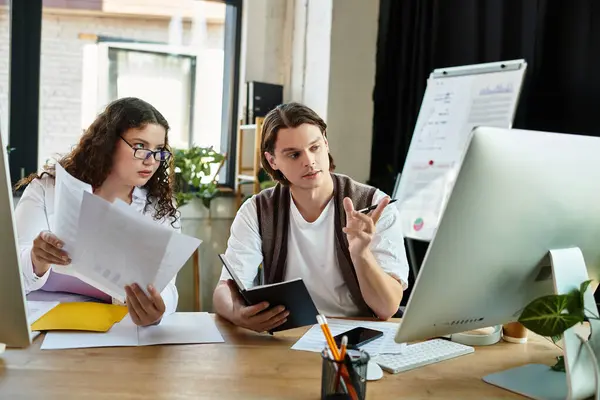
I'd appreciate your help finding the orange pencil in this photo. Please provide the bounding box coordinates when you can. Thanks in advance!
[321,316,339,354]
[317,315,340,359]
[339,335,348,361]
[334,335,348,391]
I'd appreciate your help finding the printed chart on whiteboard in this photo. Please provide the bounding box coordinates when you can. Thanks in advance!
[395,60,527,240]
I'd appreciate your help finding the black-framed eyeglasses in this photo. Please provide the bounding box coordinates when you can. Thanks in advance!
[120,136,172,162]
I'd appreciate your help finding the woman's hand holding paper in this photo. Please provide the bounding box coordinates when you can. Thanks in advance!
[31,230,71,277]
[124,283,165,326]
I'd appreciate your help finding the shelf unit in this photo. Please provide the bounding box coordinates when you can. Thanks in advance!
[235,117,264,209]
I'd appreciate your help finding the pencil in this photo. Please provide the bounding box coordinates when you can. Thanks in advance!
[334,336,348,391]
[358,198,397,214]
[339,335,348,361]
[317,315,340,359]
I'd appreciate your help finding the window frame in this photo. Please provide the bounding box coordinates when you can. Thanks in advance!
[8,0,42,188]
[8,0,243,190]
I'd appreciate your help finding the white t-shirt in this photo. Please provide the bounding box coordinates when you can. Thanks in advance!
[219,189,410,317]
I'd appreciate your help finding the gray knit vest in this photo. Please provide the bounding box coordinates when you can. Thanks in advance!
[255,173,377,316]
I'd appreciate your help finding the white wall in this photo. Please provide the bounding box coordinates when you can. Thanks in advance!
[238,0,381,183]
[240,0,288,88]
[303,0,332,120]
[288,0,332,120]
[285,0,379,183]
[326,0,379,184]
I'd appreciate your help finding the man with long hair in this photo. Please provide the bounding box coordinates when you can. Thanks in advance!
[213,102,409,333]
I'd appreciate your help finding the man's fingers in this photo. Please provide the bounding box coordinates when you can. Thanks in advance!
[251,306,288,325]
[343,197,355,222]
[148,284,166,313]
[261,315,288,332]
[370,196,390,223]
[241,301,270,319]
[342,228,371,242]
[349,211,375,234]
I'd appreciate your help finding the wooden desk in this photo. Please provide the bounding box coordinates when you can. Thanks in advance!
[0,316,560,399]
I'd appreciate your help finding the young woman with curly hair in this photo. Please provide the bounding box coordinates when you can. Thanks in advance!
[14,97,179,326]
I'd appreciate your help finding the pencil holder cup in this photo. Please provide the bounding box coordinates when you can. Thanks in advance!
[320,347,369,400]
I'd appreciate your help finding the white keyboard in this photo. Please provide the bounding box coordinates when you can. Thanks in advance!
[373,339,474,374]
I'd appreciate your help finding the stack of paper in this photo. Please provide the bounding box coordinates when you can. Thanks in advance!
[53,163,201,302]
[291,319,407,356]
[40,312,225,350]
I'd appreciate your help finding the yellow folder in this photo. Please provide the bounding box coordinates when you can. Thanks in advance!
[31,302,129,332]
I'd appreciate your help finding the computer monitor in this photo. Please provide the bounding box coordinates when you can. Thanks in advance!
[0,133,32,348]
[396,126,600,344]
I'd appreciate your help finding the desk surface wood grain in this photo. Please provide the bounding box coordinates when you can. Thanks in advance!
[0,315,561,399]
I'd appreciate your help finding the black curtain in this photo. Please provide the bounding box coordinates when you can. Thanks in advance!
[371,0,600,194]
[372,0,600,303]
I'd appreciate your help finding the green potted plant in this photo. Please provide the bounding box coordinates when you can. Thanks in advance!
[173,145,226,212]
[516,280,599,373]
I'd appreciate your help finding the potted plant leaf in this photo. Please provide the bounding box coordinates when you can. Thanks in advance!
[173,145,226,214]
[516,280,599,377]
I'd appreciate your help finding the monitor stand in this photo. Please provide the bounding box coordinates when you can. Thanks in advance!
[483,247,600,400]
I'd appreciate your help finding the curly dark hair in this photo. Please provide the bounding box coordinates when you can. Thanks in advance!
[16,97,179,225]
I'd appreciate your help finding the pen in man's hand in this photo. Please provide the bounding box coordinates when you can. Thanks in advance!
[357,199,397,214]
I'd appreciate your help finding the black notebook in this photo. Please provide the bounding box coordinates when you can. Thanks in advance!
[218,254,319,332]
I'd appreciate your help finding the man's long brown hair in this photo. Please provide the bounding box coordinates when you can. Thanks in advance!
[260,102,336,185]
[16,97,178,224]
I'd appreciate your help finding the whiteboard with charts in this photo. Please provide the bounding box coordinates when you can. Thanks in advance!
[395,59,527,241]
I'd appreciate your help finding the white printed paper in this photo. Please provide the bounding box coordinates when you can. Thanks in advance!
[53,162,93,275]
[291,319,406,356]
[40,312,225,350]
[41,318,138,350]
[72,191,200,302]
[53,166,201,303]
[138,313,225,346]
[73,192,171,301]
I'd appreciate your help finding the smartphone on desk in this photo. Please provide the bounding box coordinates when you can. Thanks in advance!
[334,327,384,348]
